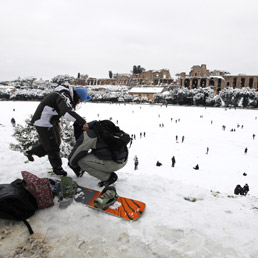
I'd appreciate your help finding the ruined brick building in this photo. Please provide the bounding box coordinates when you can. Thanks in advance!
[179,64,258,94]
[75,69,173,86]
[74,65,258,95]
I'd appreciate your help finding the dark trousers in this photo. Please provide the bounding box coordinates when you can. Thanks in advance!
[30,125,62,168]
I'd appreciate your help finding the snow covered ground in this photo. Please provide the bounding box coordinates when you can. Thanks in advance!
[1,101,258,258]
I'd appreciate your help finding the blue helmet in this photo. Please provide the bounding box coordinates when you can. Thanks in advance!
[75,88,91,102]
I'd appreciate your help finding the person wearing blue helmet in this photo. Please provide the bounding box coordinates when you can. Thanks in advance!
[24,83,91,176]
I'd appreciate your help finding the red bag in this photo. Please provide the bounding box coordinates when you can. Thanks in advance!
[21,171,54,209]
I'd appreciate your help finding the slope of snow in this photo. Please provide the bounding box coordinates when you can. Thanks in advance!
[1,101,258,258]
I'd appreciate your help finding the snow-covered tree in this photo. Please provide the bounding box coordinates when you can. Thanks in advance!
[219,87,258,108]
[10,117,39,152]
[51,75,75,85]
[10,118,75,158]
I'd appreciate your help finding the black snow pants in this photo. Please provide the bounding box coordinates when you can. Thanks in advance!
[30,125,62,169]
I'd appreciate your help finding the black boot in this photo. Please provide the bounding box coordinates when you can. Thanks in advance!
[24,150,34,162]
[98,172,118,187]
[53,166,67,176]
[68,162,84,177]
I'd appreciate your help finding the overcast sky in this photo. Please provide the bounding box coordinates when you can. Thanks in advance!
[0,0,258,81]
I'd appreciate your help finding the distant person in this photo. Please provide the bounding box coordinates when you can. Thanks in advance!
[11,117,16,127]
[171,156,176,167]
[193,164,199,170]
[24,84,91,176]
[243,184,249,195]
[244,147,248,154]
[234,184,249,196]
[253,134,255,140]
[182,136,185,143]
[234,185,243,195]
[134,155,139,170]
[206,147,209,154]
[156,161,162,166]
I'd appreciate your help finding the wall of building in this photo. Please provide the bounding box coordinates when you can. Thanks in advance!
[179,65,258,94]
[129,92,155,101]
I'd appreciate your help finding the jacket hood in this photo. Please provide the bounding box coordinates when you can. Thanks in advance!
[54,85,74,100]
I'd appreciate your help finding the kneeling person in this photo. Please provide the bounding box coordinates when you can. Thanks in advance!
[68,121,128,187]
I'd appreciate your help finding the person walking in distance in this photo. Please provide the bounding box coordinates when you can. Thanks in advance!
[171,156,176,167]
[134,155,139,170]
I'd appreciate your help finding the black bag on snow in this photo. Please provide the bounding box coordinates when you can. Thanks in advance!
[0,179,38,234]
[93,120,132,151]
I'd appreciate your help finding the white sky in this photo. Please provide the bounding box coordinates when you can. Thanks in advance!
[1,0,258,81]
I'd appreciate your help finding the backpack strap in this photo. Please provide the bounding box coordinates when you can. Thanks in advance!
[23,220,34,234]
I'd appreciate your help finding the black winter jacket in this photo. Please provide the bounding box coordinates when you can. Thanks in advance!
[31,85,86,127]
[68,121,128,169]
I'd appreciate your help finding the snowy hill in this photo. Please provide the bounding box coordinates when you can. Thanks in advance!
[1,101,258,258]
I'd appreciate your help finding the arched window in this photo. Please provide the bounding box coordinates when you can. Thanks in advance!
[233,78,237,88]
[241,78,245,88]
[192,79,198,88]
[200,79,206,87]
[218,78,222,87]
[184,79,190,88]
[249,78,254,88]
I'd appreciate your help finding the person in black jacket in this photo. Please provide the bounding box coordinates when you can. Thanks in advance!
[24,84,91,176]
[171,156,176,167]
[68,121,128,187]
[234,185,243,195]
[242,184,249,195]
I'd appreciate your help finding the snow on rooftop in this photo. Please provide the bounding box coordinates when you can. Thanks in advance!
[128,87,164,93]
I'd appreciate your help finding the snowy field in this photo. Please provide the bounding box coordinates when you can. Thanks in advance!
[1,101,258,258]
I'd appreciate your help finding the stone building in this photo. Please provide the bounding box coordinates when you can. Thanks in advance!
[131,69,173,85]
[128,87,165,102]
[75,69,173,86]
[179,64,258,94]
[223,74,258,90]
[73,74,88,86]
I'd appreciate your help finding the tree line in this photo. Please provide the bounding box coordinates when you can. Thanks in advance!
[1,85,258,108]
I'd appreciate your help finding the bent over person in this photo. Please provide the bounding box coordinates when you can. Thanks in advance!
[25,84,91,176]
[68,121,128,187]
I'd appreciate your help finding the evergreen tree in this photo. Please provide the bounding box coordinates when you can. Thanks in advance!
[10,118,75,158]
[10,117,39,152]
[51,75,75,85]
[133,65,145,74]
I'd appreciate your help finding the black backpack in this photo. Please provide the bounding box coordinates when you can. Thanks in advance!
[93,120,132,151]
[0,179,38,234]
